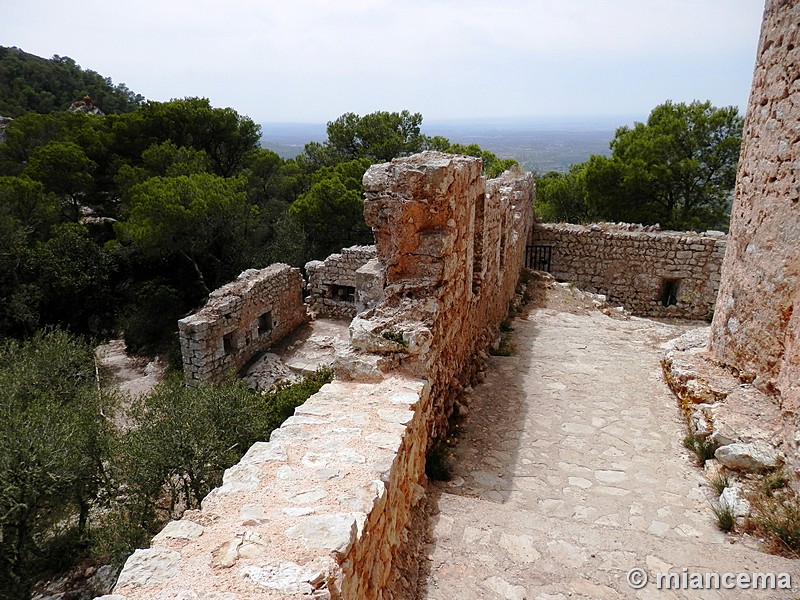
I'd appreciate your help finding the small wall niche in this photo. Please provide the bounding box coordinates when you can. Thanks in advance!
[223,333,238,354]
[258,311,273,336]
[328,284,356,303]
[660,278,681,307]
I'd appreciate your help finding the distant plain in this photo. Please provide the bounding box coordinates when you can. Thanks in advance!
[259,116,642,174]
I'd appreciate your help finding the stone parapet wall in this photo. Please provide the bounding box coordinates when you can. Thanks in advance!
[108,376,426,600]
[102,152,533,600]
[306,245,381,319]
[531,222,727,319]
[710,0,800,412]
[178,264,307,385]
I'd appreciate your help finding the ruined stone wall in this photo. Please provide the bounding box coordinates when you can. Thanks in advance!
[102,153,533,600]
[305,245,383,319]
[531,222,727,319]
[178,264,307,385]
[335,154,533,597]
[710,0,800,412]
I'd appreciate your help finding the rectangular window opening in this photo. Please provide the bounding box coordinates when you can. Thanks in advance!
[223,333,238,355]
[328,284,356,304]
[660,278,681,307]
[258,311,273,336]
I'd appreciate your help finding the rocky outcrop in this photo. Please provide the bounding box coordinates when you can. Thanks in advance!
[0,115,11,143]
[531,222,726,319]
[709,0,800,413]
[68,95,105,115]
[715,442,781,472]
[661,328,796,478]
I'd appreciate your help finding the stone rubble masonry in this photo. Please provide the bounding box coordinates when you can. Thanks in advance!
[343,152,534,596]
[305,245,383,319]
[709,0,800,413]
[531,222,727,320]
[101,152,533,600]
[178,264,308,385]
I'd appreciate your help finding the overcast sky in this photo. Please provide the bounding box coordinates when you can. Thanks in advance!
[4,0,765,124]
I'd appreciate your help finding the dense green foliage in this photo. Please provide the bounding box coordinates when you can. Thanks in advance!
[0,330,113,599]
[293,111,518,254]
[0,328,332,599]
[535,101,743,231]
[303,110,427,167]
[0,47,144,117]
[0,51,516,354]
[423,138,519,178]
[289,158,374,257]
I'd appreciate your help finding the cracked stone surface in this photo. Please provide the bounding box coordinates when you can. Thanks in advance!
[424,300,798,599]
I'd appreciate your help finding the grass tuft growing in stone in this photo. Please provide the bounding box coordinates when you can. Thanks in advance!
[746,490,800,557]
[683,433,718,465]
[712,502,735,532]
[762,470,789,496]
[710,472,730,496]
[381,329,407,346]
[490,338,517,357]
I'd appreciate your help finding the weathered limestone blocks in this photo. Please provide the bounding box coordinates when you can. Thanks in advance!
[709,0,800,413]
[531,222,726,319]
[715,442,781,472]
[349,156,535,386]
[106,376,427,599]
[306,246,381,319]
[178,264,307,385]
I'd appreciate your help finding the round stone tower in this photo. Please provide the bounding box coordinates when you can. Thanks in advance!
[709,0,800,411]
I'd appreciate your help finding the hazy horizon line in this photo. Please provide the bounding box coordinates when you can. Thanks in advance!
[259,113,647,134]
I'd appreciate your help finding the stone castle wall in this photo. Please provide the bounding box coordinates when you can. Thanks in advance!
[531,222,727,319]
[339,154,534,597]
[710,0,800,411]
[105,152,533,600]
[305,245,383,318]
[178,264,307,385]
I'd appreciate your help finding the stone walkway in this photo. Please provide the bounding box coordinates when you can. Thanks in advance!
[424,300,798,599]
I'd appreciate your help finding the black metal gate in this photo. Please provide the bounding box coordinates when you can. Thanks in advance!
[525,245,552,272]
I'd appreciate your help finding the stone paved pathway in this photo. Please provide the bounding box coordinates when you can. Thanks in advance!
[424,302,799,599]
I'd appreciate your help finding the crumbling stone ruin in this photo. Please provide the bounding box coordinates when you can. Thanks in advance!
[178,264,307,385]
[530,222,726,320]
[104,152,533,599]
[305,245,384,318]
